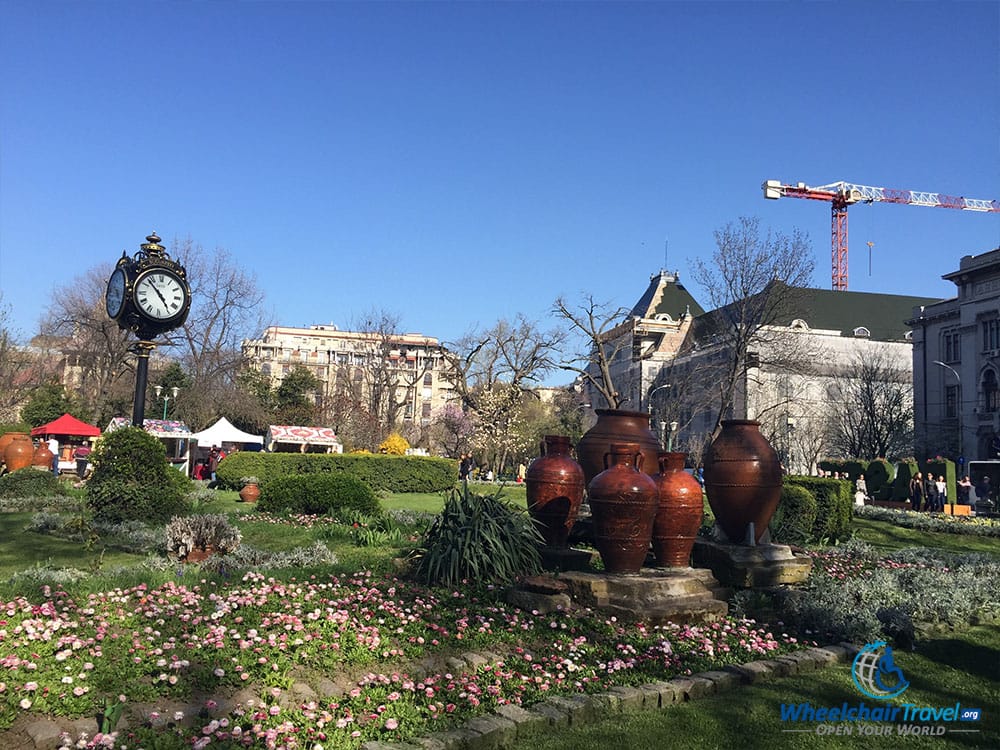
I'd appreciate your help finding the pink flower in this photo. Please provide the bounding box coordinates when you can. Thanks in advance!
[384,718,399,730]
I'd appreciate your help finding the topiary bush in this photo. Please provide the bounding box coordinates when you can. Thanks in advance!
[0,468,65,499]
[784,476,853,542]
[891,459,919,501]
[215,451,457,493]
[864,458,894,500]
[85,427,190,524]
[258,473,381,516]
[410,485,543,587]
[769,483,818,545]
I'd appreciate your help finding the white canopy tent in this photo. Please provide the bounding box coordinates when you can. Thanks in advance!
[190,417,263,448]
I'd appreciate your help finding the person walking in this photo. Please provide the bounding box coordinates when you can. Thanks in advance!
[909,472,926,511]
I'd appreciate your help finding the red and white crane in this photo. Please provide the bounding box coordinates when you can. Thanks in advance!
[763,179,1000,291]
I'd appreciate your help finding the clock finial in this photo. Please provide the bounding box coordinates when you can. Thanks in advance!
[141,232,165,256]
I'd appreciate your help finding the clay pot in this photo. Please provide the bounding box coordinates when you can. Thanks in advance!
[185,546,215,563]
[703,420,782,544]
[2,434,33,472]
[32,443,54,471]
[0,432,20,463]
[525,435,585,547]
[239,483,260,503]
[588,442,658,574]
[651,452,704,567]
[576,409,661,486]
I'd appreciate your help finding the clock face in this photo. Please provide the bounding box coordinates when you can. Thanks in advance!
[134,269,188,321]
[105,268,126,319]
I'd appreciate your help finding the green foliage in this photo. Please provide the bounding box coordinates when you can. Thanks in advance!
[0,468,65,499]
[891,459,919,501]
[785,476,853,542]
[924,457,957,504]
[842,460,868,482]
[411,485,543,586]
[259,473,381,516]
[769,483,818,545]
[19,383,83,427]
[216,451,457,493]
[863,458,894,500]
[274,366,322,425]
[0,423,31,437]
[85,427,190,524]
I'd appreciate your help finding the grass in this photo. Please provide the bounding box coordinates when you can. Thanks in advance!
[522,624,1000,750]
[850,517,1000,558]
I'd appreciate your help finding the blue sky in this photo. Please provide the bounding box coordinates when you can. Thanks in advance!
[2,1,998,357]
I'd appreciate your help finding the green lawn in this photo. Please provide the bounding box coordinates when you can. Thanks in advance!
[851,517,1000,558]
[522,624,1000,750]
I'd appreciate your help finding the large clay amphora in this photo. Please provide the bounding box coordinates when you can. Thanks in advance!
[576,409,660,486]
[0,432,19,465]
[703,420,782,544]
[588,442,658,574]
[651,452,704,567]
[525,435,585,547]
[3,434,34,472]
[32,443,54,471]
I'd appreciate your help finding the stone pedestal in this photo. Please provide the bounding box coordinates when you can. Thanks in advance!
[692,538,812,588]
[539,546,594,572]
[556,567,729,624]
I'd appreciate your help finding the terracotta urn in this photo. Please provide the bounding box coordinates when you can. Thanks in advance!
[703,420,782,544]
[0,432,20,463]
[576,409,660,486]
[651,451,704,567]
[184,546,215,563]
[32,443,54,471]
[587,441,658,574]
[239,483,260,503]
[525,435,585,547]
[3,434,33,472]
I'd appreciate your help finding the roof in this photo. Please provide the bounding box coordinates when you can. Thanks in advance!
[265,425,341,446]
[630,270,705,319]
[30,413,101,438]
[106,417,192,437]
[190,417,263,446]
[691,281,940,344]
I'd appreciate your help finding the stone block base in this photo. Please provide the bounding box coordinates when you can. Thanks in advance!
[691,539,812,588]
[539,545,594,572]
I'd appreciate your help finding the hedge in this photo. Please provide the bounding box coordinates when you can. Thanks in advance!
[770,483,818,545]
[258,474,381,516]
[924,457,957,505]
[863,458,894,500]
[891,459,919,501]
[785,476,853,542]
[215,451,457,493]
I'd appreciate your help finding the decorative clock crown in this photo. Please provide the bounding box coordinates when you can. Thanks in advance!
[140,232,166,257]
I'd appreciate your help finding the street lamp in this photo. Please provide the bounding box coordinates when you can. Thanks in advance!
[932,360,962,461]
[667,420,679,451]
[647,383,672,413]
[154,385,180,420]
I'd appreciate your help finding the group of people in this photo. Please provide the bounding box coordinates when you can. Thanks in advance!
[192,445,226,481]
[908,472,951,512]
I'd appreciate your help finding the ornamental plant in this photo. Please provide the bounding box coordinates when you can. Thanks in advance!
[164,513,242,559]
[379,432,410,455]
[0,468,65,499]
[258,473,380,516]
[85,427,189,524]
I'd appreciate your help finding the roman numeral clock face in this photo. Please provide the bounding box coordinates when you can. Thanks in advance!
[134,270,188,321]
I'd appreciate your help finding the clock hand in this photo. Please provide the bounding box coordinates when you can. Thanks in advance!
[151,282,170,309]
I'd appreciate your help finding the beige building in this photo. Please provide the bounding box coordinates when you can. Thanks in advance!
[242,325,455,429]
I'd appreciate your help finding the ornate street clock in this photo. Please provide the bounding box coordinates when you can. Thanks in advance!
[106,232,192,426]
[106,232,192,340]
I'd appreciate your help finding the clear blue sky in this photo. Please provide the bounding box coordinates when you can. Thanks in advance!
[2,1,998,357]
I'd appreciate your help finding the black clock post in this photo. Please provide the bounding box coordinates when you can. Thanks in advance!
[105,233,192,426]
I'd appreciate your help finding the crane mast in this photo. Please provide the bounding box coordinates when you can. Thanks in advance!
[763,179,1000,291]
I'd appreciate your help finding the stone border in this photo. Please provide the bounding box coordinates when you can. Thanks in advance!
[361,643,861,750]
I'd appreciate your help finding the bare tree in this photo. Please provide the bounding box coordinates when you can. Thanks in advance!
[689,216,815,435]
[40,266,136,424]
[825,347,914,459]
[0,296,47,424]
[170,238,269,430]
[551,295,632,408]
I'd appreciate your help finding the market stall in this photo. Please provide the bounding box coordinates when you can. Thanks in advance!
[106,417,192,474]
[265,425,343,453]
[30,413,101,474]
[190,418,264,477]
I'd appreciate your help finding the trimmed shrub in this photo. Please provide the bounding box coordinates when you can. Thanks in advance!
[258,473,381,516]
[85,427,190,524]
[770,483,818,545]
[891,459,919,501]
[378,432,410,455]
[785,476,853,542]
[843,460,868,482]
[410,485,542,586]
[924,457,957,505]
[864,458,895,500]
[215,451,457,493]
[0,468,65,499]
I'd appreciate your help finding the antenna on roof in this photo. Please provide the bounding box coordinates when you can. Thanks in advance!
[664,237,669,270]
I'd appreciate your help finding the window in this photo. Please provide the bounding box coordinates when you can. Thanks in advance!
[421,402,432,418]
[423,372,433,386]
[982,319,1000,352]
[852,326,870,337]
[983,369,999,412]
[945,384,958,418]
[944,330,962,363]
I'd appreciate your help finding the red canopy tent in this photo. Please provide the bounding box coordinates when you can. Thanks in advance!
[30,414,102,438]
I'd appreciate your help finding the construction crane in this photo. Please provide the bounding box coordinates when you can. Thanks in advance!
[763,179,1000,291]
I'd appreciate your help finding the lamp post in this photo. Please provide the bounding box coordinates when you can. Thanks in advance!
[667,420,679,452]
[154,385,180,420]
[932,360,962,462]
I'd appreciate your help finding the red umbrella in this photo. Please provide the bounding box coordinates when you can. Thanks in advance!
[30,414,101,438]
